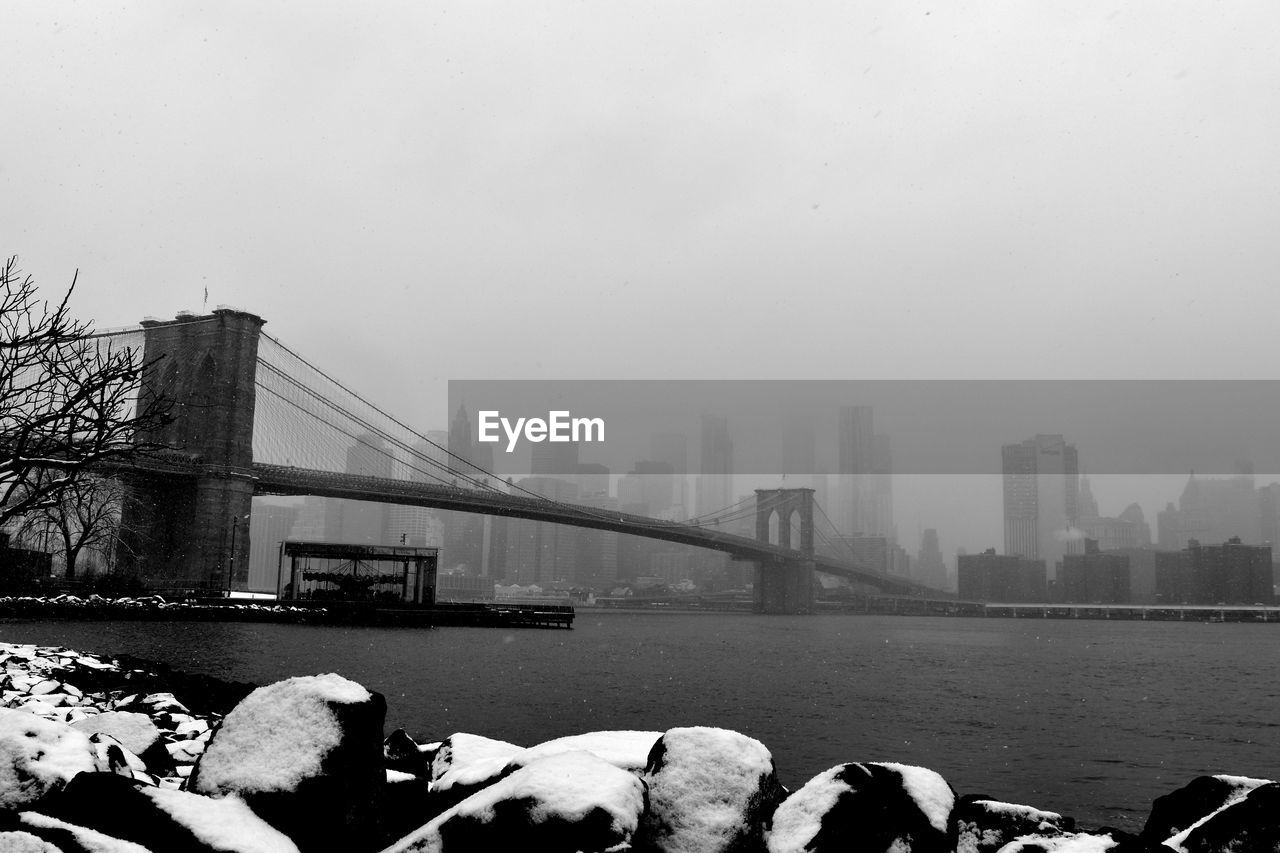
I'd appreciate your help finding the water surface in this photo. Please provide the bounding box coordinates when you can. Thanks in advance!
[3,612,1274,830]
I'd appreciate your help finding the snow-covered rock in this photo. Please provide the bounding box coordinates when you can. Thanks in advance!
[0,708,97,811]
[765,762,954,853]
[35,771,299,853]
[951,795,1073,853]
[424,733,525,814]
[385,750,647,853]
[636,726,785,853]
[1162,781,1280,852]
[994,832,1125,852]
[71,713,164,768]
[15,810,154,852]
[1141,773,1272,844]
[0,830,62,852]
[518,731,661,773]
[384,729,430,777]
[189,673,386,853]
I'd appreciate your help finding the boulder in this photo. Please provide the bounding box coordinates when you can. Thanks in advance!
[951,795,1073,853]
[518,731,662,773]
[1164,781,1280,852]
[13,811,153,852]
[384,729,430,777]
[1142,774,1271,844]
[425,733,524,815]
[87,734,155,785]
[993,831,1148,852]
[188,673,386,853]
[636,726,785,853]
[0,708,97,812]
[378,770,432,846]
[765,762,955,853]
[0,830,62,852]
[33,771,298,853]
[385,751,647,853]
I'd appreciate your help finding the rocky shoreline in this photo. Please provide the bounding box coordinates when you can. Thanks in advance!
[0,641,1273,852]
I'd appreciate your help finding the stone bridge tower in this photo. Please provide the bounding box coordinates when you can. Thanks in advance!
[117,309,265,591]
[753,487,815,614]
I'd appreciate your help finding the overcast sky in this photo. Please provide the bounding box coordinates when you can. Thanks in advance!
[6,3,1280,553]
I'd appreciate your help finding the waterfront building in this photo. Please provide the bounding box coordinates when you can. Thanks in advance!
[1059,539,1131,604]
[958,549,1047,602]
[1155,537,1274,605]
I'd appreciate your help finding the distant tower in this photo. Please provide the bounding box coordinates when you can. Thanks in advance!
[697,415,733,517]
[1002,434,1081,578]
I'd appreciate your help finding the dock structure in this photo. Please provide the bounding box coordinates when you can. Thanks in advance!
[980,602,1280,622]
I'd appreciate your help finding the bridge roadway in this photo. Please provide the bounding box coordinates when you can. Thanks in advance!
[243,463,930,596]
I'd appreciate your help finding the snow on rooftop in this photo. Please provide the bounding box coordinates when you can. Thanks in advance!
[0,708,96,810]
[389,751,645,853]
[144,787,300,853]
[191,674,370,795]
[876,763,954,833]
[765,765,852,853]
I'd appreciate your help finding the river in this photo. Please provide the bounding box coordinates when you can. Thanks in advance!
[2,611,1275,831]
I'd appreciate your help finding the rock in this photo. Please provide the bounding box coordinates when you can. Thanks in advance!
[518,731,662,773]
[0,708,97,812]
[13,811,153,852]
[1164,781,1280,852]
[951,795,1073,853]
[993,831,1145,852]
[636,726,786,853]
[425,733,524,815]
[384,729,430,776]
[378,770,432,846]
[1142,774,1271,844]
[385,751,647,853]
[0,830,62,852]
[188,673,385,853]
[70,712,167,769]
[34,771,298,853]
[766,762,955,853]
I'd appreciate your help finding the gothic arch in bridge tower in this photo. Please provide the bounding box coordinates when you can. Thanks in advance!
[116,308,266,591]
[753,488,816,614]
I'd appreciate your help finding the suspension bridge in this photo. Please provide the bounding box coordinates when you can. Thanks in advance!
[94,308,941,613]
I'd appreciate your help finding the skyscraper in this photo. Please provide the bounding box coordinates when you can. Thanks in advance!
[1002,434,1080,577]
[697,415,733,518]
[835,406,892,537]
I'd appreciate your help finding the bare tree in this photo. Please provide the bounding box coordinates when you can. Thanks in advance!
[14,472,130,579]
[0,256,168,529]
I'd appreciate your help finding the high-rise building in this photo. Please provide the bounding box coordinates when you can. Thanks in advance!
[502,476,579,586]
[1157,471,1263,549]
[1155,537,1274,604]
[338,433,392,545]
[836,405,874,536]
[697,415,733,518]
[915,528,948,590]
[1002,434,1081,577]
[1059,539,1131,603]
[650,432,689,520]
[247,499,298,593]
[958,549,1047,602]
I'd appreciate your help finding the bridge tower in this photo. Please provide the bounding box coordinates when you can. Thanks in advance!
[117,309,265,591]
[753,488,815,614]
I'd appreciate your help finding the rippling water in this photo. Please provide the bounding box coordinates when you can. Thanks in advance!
[3,612,1276,830]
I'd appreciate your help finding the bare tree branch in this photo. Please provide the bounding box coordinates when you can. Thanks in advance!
[0,256,171,529]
